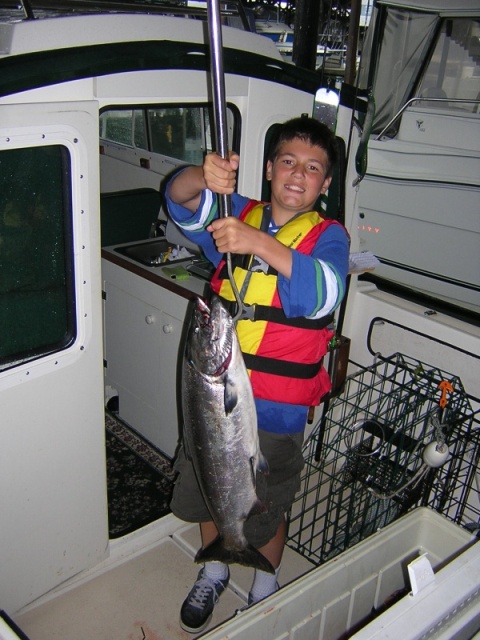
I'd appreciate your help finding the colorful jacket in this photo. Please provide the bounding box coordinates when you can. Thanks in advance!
[210,201,341,406]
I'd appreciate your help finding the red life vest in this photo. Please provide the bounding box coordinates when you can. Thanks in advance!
[211,202,337,406]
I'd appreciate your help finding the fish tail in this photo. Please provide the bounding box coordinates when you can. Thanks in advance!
[195,537,275,574]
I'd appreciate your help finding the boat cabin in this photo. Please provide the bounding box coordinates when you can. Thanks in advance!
[0,0,478,637]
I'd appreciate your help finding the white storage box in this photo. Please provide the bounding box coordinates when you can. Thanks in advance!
[0,612,30,640]
[201,508,476,640]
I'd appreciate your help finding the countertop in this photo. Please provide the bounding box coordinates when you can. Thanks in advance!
[101,238,210,301]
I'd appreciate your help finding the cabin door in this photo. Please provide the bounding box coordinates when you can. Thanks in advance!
[0,101,108,613]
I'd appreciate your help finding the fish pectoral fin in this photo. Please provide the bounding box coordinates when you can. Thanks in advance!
[249,455,256,486]
[249,453,269,493]
[223,376,238,415]
[257,451,269,476]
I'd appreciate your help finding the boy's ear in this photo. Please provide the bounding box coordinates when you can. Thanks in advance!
[320,175,332,194]
[266,160,273,181]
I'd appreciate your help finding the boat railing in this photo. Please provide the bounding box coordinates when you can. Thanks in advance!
[376,96,480,140]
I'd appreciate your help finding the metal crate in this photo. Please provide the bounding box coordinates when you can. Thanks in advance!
[287,353,480,565]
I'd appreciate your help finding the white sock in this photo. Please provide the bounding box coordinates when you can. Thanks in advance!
[249,565,281,603]
[203,561,229,582]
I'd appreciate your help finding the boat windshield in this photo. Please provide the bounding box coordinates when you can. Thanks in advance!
[358,7,438,134]
[359,8,480,136]
[416,18,480,114]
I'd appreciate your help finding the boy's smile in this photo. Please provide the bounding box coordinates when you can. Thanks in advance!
[266,138,332,225]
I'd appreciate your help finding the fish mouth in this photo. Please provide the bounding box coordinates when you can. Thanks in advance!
[195,297,222,342]
[192,297,232,376]
[195,297,220,339]
[196,296,211,324]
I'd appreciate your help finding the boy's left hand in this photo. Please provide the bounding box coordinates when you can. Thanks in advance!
[207,217,260,255]
[208,216,293,279]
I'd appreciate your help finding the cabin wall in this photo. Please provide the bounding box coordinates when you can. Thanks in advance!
[0,100,108,613]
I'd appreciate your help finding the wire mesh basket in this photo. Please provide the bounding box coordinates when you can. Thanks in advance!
[287,353,480,565]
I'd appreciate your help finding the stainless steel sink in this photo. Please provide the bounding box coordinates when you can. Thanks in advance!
[114,239,190,267]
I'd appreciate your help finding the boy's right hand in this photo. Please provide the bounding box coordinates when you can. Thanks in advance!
[203,151,239,195]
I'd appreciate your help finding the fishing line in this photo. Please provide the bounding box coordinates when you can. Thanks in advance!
[207,0,243,323]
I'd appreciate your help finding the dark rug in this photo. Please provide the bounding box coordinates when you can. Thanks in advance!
[105,413,175,538]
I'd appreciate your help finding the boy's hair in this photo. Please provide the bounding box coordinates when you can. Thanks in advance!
[267,116,338,178]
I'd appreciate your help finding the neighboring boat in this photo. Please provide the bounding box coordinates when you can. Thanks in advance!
[254,7,295,61]
[255,12,347,66]
[254,1,372,67]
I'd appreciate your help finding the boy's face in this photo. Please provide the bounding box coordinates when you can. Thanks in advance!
[266,138,332,224]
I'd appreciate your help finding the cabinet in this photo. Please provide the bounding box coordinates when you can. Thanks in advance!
[102,253,207,457]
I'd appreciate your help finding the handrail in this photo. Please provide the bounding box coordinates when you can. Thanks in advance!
[20,0,34,19]
[353,91,375,187]
[376,96,480,140]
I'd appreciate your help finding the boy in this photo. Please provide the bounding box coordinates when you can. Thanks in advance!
[166,116,349,633]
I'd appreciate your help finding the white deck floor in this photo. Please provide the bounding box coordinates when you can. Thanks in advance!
[14,514,315,639]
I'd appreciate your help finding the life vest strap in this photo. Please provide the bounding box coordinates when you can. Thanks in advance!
[243,352,324,379]
[220,296,333,329]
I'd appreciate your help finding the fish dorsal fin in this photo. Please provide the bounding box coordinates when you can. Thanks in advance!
[224,375,238,415]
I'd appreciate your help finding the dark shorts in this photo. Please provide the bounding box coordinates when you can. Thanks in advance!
[170,429,304,549]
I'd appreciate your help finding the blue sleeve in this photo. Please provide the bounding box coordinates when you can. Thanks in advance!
[165,175,250,267]
[278,224,350,319]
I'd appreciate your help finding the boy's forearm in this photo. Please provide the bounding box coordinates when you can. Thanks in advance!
[168,165,206,210]
[256,232,293,280]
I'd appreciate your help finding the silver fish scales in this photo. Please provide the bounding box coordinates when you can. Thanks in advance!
[182,295,274,573]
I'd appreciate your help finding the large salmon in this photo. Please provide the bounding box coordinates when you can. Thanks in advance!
[182,295,274,573]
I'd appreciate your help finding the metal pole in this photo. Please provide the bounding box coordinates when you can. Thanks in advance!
[206,0,243,320]
[207,0,232,219]
[345,0,362,85]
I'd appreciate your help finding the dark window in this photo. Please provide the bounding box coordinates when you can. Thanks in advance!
[0,145,76,371]
[99,104,237,163]
[148,106,210,164]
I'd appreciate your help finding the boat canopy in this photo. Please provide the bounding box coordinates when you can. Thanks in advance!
[358,0,480,134]
[375,0,480,17]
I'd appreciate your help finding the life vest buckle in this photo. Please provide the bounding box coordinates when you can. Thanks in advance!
[238,303,256,321]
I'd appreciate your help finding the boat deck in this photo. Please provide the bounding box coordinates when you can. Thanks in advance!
[14,515,314,639]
